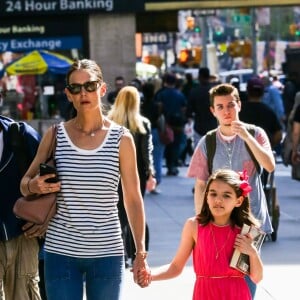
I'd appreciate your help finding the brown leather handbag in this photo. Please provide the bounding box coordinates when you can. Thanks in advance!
[13,192,57,224]
[13,124,58,225]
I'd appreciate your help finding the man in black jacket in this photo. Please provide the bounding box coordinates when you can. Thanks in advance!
[187,67,218,147]
[0,114,41,300]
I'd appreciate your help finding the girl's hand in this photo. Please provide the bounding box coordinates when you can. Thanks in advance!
[132,256,151,288]
[137,268,152,287]
[234,233,257,256]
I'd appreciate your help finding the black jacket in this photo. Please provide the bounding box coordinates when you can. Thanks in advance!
[0,116,40,241]
[187,82,218,136]
[133,117,155,187]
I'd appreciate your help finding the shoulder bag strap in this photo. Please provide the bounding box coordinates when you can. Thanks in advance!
[45,124,58,164]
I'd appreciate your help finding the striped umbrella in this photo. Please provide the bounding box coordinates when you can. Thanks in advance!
[5,50,73,75]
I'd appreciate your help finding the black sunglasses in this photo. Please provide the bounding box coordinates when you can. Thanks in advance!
[66,81,100,95]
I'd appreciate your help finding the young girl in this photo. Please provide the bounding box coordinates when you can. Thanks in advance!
[139,169,264,299]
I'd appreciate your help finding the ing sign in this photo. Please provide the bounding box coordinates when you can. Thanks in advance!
[142,33,169,45]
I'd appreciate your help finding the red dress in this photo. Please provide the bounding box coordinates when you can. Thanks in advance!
[192,223,251,300]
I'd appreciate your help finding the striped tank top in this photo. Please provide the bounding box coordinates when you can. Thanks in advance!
[44,122,124,258]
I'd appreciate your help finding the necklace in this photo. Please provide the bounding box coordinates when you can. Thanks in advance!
[210,223,232,260]
[74,119,105,137]
[220,135,236,169]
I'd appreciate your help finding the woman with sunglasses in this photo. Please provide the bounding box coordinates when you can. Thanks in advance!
[20,59,150,299]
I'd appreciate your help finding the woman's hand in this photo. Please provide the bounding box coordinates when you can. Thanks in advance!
[28,175,61,195]
[137,268,152,287]
[132,254,151,288]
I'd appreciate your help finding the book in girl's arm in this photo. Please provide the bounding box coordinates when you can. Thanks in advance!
[230,224,266,274]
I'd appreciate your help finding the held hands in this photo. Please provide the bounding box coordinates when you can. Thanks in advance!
[137,268,152,287]
[131,253,151,288]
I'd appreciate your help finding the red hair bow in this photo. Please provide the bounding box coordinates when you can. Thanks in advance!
[238,170,252,196]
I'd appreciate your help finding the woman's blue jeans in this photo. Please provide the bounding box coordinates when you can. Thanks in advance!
[44,251,124,300]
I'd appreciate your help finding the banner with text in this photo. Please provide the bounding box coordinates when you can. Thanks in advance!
[0,0,145,16]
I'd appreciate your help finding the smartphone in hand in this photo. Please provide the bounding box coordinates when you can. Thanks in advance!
[39,163,58,183]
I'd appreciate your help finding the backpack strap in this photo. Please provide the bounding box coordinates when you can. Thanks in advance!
[205,125,261,175]
[8,122,31,176]
[205,129,217,175]
[244,124,261,174]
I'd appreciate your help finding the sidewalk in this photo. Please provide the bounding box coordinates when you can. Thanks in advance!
[121,163,300,300]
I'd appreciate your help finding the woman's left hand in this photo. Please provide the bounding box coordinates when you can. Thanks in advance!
[132,255,151,288]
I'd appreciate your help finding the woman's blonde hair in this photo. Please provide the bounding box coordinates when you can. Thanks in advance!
[108,86,146,134]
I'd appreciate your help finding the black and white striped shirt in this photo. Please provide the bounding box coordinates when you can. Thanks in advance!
[45,122,124,258]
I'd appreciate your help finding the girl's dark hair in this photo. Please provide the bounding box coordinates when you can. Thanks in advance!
[197,169,260,228]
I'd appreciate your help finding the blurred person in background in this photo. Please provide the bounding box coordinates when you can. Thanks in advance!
[261,76,285,129]
[154,73,187,176]
[186,67,217,148]
[141,81,163,194]
[282,72,300,125]
[291,103,300,165]
[107,75,125,105]
[240,77,283,151]
[181,73,197,99]
[272,75,284,94]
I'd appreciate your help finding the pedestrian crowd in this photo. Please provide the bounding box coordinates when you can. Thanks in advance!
[1,59,300,300]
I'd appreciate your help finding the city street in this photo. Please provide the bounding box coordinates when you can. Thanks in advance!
[122,160,300,300]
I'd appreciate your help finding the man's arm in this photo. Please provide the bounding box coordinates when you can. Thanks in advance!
[231,121,275,173]
[194,179,206,214]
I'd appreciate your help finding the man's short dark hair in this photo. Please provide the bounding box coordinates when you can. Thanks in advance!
[164,73,177,85]
[198,67,210,79]
[209,83,240,106]
[247,77,264,98]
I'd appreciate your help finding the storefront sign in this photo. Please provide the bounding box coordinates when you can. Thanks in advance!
[0,0,144,16]
[0,16,86,52]
[0,36,82,52]
[143,33,169,45]
[0,16,86,36]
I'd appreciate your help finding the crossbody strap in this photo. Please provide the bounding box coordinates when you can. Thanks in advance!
[45,124,58,164]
